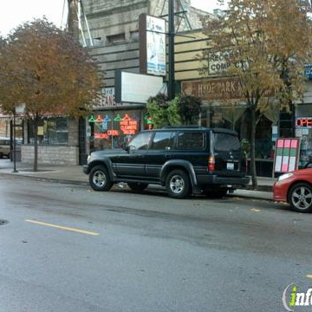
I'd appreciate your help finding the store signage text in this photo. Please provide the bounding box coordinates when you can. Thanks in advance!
[98,88,125,108]
[296,117,312,128]
[182,78,243,100]
[182,78,274,101]
[120,114,138,135]
[208,51,247,75]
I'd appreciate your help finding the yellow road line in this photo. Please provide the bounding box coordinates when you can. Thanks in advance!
[25,219,99,236]
[306,275,312,279]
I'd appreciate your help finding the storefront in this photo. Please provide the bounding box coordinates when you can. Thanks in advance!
[86,87,147,156]
[21,116,80,165]
[181,78,278,176]
[295,103,312,168]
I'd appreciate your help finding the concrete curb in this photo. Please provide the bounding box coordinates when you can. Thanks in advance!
[0,171,273,201]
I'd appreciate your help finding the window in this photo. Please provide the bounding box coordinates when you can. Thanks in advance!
[130,31,139,42]
[28,117,68,145]
[177,132,205,150]
[214,133,240,152]
[92,110,142,150]
[151,131,175,150]
[128,132,152,150]
[106,33,126,44]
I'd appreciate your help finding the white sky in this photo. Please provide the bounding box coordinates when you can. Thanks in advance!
[0,0,222,37]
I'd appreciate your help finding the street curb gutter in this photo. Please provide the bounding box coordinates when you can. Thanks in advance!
[0,172,274,201]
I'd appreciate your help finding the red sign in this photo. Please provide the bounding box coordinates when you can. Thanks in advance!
[120,114,138,135]
[95,133,109,139]
[107,130,119,136]
[296,117,312,128]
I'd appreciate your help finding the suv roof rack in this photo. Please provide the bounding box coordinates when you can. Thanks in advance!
[162,126,206,129]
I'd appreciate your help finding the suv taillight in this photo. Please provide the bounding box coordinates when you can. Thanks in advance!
[208,155,215,171]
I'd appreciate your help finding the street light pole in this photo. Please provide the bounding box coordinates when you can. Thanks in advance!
[12,108,18,173]
[168,0,175,100]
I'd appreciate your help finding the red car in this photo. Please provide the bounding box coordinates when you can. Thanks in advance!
[273,168,312,213]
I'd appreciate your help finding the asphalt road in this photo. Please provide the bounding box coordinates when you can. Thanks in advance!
[1,176,312,312]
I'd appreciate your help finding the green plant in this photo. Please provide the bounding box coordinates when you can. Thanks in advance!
[241,139,250,157]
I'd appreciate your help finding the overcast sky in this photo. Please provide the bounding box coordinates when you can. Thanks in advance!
[0,0,222,36]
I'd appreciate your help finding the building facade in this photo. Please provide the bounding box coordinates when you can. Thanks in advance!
[78,0,213,162]
[2,0,311,175]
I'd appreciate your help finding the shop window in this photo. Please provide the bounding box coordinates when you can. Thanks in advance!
[28,117,68,145]
[90,110,142,150]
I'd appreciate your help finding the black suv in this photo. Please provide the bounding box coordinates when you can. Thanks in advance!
[83,127,249,198]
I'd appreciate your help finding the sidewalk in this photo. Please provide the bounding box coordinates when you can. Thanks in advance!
[0,159,274,201]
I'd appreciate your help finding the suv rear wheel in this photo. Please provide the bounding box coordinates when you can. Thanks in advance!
[166,169,191,199]
[89,165,113,191]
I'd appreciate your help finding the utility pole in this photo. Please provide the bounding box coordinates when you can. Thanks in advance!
[67,0,79,39]
[168,0,175,100]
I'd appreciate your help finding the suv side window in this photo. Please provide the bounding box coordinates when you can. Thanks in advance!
[214,133,240,152]
[151,131,175,150]
[177,132,205,150]
[128,132,152,151]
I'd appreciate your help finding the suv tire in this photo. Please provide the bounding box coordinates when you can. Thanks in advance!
[166,169,191,199]
[89,165,113,191]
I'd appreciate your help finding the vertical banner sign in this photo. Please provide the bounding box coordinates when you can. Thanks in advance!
[139,14,166,76]
[274,138,300,173]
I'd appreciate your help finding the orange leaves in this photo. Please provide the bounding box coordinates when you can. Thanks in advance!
[0,18,102,118]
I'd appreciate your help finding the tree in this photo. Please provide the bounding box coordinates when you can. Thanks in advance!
[146,94,181,128]
[146,93,202,128]
[0,19,103,171]
[201,0,312,188]
[179,95,202,125]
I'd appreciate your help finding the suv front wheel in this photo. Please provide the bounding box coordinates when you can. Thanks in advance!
[89,165,113,191]
[166,169,191,199]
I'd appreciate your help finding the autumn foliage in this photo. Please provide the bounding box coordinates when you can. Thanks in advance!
[201,0,312,187]
[0,19,103,170]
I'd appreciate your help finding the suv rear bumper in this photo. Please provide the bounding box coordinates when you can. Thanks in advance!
[197,175,250,187]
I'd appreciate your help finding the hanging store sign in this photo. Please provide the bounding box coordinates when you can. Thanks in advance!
[139,14,166,76]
